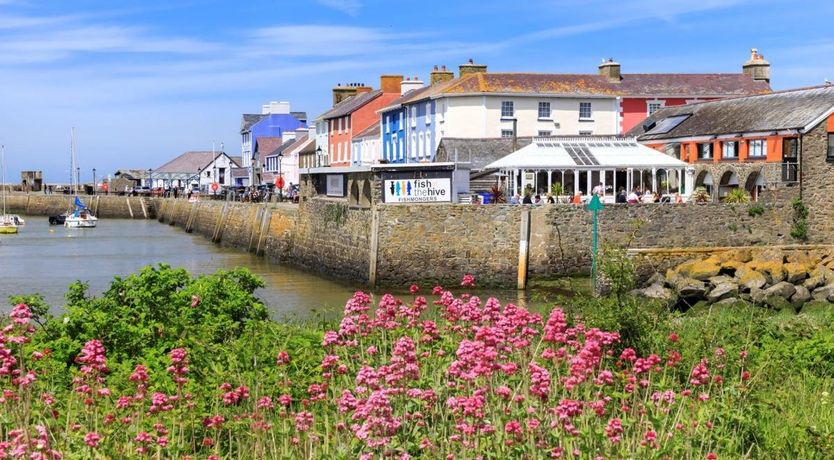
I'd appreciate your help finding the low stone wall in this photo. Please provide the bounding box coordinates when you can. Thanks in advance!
[4,194,154,219]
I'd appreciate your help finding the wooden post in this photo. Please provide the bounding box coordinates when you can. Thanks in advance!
[139,198,148,219]
[25,195,31,214]
[255,209,272,256]
[126,197,134,219]
[517,210,531,290]
[185,201,198,233]
[368,208,380,287]
[212,203,229,243]
[247,205,264,252]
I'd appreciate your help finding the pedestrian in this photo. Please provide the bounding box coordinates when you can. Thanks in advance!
[522,193,533,205]
[592,183,604,196]
[546,193,555,204]
[674,192,683,204]
[534,195,542,205]
[571,192,582,204]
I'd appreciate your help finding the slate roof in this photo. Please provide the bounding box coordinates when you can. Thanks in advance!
[353,123,380,140]
[240,114,266,133]
[388,73,769,106]
[316,90,383,120]
[155,151,230,173]
[229,156,243,167]
[254,136,283,155]
[436,137,534,171]
[630,85,834,142]
[231,168,249,178]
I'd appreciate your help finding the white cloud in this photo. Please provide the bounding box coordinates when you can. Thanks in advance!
[315,0,362,16]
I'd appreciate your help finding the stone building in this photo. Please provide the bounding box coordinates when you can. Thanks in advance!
[630,85,834,239]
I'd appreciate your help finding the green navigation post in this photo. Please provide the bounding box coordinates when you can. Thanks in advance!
[586,194,604,290]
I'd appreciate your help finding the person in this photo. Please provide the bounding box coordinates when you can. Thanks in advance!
[627,189,639,204]
[534,195,542,205]
[674,192,683,204]
[522,193,533,204]
[641,190,655,204]
[546,193,555,204]
[509,193,520,205]
[616,188,627,203]
[592,183,604,196]
[471,194,480,205]
[571,192,582,204]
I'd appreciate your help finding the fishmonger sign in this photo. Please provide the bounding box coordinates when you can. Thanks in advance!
[384,178,451,203]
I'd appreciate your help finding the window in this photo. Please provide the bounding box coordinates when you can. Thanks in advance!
[411,133,416,158]
[538,102,551,119]
[501,130,514,139]
[411,106,417,127]
[698,143,712,159]
[538,130,552,137]
[579,102,592,120]
[501,101,514,118]
[345,117,350,131]
[647,102,663,116]
[386,115,390,133]
[783,138,798,159]
[722,141,738,159]
[418,133,424,159]
[579,130,593,136]
[398,112,403,129]
[425,102,431,124]
[748,139,766,158]
[828,134,834,161]
[337,143,342,161]
[338,118,342,133]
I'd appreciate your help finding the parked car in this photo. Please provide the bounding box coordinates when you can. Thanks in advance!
[132,186,151,196]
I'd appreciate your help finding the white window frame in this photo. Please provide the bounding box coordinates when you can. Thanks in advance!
[337,142,342,162]
[579,102,592,120]
[411,133,417,158]
[386,115,390,133]
[698,143,712,160]
[579,130,593,136]
[722,141,738,159]
[501,101,514,118]
[537,130,552,137]
[647,100,665,116]
[411,106,417,128]
[538,101,551,120]
[425,102,431,125]
[748,139,766,158]
[501,129,514,139]
[398,112,403,130]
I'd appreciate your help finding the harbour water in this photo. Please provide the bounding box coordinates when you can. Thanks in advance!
[0,217,571,319]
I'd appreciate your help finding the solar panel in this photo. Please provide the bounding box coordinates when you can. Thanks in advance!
[646,114,691,135]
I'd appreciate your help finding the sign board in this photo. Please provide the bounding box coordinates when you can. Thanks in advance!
[326,174,344,197]
[384,178,451,203]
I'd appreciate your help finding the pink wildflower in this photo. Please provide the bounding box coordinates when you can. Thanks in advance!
[84,432,101,448]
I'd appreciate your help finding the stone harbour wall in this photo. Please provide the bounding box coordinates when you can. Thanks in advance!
[4,194,154,219]
[148,196,809,289]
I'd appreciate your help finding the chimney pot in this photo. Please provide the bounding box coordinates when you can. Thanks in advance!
[433,65,438,71]
[742,48,771,84]
[598,58,621,83]
[468,58,474,64]
[459,59,487,78]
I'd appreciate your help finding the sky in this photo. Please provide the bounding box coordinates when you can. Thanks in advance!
[1,0,834,183]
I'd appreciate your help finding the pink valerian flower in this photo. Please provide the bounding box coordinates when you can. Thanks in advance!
[461,274,476,288]
[295,411,314,432]
[706,453,718,460]
[9,304,32,325]
[84,432,101,448]
[605,418,623,444]
[166,348,189,386]
[543,308,569,343]
[278,394,292,406]
[690,359,710,386]
[257,396,274,410]
[504,420,523,439]
[75,340,108,375]
[352,390,402,448]
[323,331,339,346]
[409,284,420,294]
[321,354,340,370]
[529,363,551,401]
[203,415,225,429]
[190,295,200,308]
[129,364,149,383]
[222,386,250,406]
[276,351,291,366]
[641,430,658,449]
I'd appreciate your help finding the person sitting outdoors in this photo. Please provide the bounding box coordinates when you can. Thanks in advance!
[641,190,655,204]
[509,193,520,205]
[616,188,627,203]
[591,183,604,196]
[546,193,555,204]
[626,189,639,204]
[522,193,533,205]
[571,192,582,204]
[534,195,542,205]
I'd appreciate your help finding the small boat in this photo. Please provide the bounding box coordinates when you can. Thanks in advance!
[5,214,25,225]
[64,196,97,228]
[48,214,67,225]
[0,215,17,234]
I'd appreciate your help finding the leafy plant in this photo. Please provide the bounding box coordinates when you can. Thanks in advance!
[791,197,809,241]
[691,186,711,203]
[550,182,564,197]
[747,203,765,217]
[724,187,750,204]
[490,184,506,204]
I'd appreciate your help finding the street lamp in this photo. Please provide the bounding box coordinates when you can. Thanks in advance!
[315,146,323,168]
[277,151,284,202]
[92,168,96,195]
[147,168,152,189]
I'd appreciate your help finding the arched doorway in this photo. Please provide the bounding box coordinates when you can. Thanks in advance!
[744,170,764,202]
[718,170,739,199]
[695,170,714,198]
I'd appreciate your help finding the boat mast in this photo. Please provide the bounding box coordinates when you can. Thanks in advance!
[70,128,76,195]
[1,144,6,216]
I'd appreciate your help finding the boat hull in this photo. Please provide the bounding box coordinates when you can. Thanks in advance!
[0,225,18,234]
[65,217,97,228]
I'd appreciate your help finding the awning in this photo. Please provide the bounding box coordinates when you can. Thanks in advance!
[485,137,688,170]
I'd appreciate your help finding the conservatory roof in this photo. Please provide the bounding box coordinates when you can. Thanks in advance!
[485,137,689,170]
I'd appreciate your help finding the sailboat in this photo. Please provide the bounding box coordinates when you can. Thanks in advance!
[63,128,97,228]
[0,144,19,234]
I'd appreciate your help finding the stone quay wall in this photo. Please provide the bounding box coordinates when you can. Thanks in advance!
[4,194,154,219]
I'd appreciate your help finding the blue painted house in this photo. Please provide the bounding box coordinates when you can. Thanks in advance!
[378,81,446,164]
[239,101,307,185]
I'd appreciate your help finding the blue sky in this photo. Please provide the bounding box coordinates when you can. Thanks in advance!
[1,0,833,182]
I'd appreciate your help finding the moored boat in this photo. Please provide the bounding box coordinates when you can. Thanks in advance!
[0,145,17,234]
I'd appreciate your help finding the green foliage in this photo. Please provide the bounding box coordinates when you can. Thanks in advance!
[598,244,636,303]
[691,186,711,203]
[565,294,669,355]
[490,184,506,204]
[35,264,267,384]
[747,203,765,217]
[550,182,564,197]
[723,187,750,204]
[791,197,809,241]
[8,293,51,325]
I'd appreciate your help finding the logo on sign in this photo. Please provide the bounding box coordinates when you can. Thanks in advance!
[384,178,451,203]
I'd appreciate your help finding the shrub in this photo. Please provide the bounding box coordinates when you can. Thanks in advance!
[691,186,711,203]
[747,203,765,217]
[723,188,750,204]
[790,197,809,241]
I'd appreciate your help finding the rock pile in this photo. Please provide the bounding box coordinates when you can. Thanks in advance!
[633,248,834,313]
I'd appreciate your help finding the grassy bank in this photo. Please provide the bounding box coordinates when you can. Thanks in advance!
[2,265,833,458]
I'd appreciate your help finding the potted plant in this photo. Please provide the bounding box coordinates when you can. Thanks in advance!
[691,186,711,203]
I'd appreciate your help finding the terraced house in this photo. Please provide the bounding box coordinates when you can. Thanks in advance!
[631,85,834,214]
[378,52,771,164]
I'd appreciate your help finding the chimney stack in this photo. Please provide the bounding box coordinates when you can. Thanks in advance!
[332,83,357,106]
[400,75,424,94]
[598,58,621,83]
[430,65,454,85]
[742,48,771,83]
[380,74,404,94]
[459,58,487,78]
